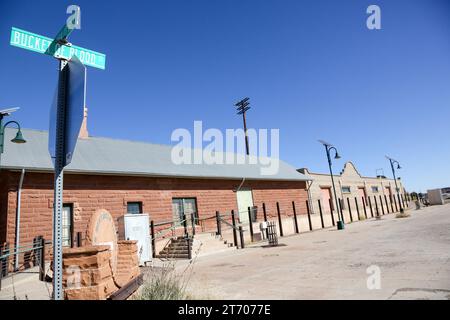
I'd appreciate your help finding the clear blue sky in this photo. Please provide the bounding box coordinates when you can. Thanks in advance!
[1,0,449,192]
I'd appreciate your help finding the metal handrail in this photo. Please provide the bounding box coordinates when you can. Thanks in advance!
[0,245,44,260]
[218,216,242,232]
[153,219,175,227]
[151,218,187,242]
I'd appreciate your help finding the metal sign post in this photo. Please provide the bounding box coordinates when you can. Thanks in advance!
[52,59,68,300]
[10,17,105,299]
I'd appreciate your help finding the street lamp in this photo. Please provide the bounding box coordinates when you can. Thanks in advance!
[319,140,344,230]
[386,156,403,212]
[0,107,27,166]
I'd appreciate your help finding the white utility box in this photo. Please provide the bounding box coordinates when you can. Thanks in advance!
[427,189,444,206]
[118,213,152,265]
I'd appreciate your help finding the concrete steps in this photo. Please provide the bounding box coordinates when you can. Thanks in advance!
[156,237,193,259]
[191,232,237,258]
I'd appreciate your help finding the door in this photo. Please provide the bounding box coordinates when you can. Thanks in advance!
[385,186,392,197]
[236,189,254,224]
[358,187,367,205]
[171,198,198,231]
[320,187,333,213]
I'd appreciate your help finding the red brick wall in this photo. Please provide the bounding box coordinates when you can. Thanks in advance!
[1,170,307,246]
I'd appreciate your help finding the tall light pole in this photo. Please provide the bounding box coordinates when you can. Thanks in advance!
[386,156,403,212]
[319,140,344,230]
[235,97,251,155]
[0,107,27,166]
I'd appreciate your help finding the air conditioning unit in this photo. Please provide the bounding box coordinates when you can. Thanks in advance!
[118,213,152,265]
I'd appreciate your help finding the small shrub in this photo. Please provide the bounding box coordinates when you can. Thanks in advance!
[135,265,189,300]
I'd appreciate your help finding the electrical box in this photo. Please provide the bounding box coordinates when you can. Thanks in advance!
[118,213,152,265]
[427,189,444,206]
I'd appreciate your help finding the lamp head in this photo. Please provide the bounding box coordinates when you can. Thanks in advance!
[334,152,341,160]
[397,164,401,170]
[11,130,26,144]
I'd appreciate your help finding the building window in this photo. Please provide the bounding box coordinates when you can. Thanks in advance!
[127,202,143,214]
[372,186,379,193]
[62,204,73,247]
[172,198,199,225]
[341,186,351,193]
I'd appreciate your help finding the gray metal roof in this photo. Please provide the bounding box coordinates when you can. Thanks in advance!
[0,128,311,181]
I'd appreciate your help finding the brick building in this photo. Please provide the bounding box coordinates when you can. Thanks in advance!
[0,128,311,248]
[298,162,407,216]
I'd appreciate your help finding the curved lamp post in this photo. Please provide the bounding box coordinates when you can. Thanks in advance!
[319,140,344,230]
[0,108,27,166]
[386,156,403,212]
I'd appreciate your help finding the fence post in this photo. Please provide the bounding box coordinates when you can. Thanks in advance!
[292,201,299,234]
[39,236,45,281]
[182,212,188,238]
[231,210,238,247]
[306,200,313,231]
[191,213,196,236]
[239,226,245,249]
[318,200,325,228]
[379,195,385,215]
[384,195,389,214]
[328,198,335,226]
[215,211,221,236]
[276,202,284,237]
[187,236,192,259]
[262,203,268,222]
[76,232,82,247]
[339,199,345,223]
[247,206,254,242]
[368,196,374,218]
[362,197,368,219]
[150,220,156,258]
[3,243,9,278]
[354,198,360,220]
[374,196,380,218]
[347,198,353,222]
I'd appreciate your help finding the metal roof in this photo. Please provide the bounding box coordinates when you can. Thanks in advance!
[0,128,311,181]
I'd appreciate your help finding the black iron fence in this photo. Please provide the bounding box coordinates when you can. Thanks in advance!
[147,193,410,255]
[0,236,47,290]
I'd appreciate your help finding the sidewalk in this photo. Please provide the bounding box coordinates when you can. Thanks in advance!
[0,265,52,300]
[179,204,450,299]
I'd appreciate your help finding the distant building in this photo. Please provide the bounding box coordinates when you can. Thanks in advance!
[298,162,407,216]
[440,187,450,201]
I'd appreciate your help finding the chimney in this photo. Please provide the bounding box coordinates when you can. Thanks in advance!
[79,106,89,139]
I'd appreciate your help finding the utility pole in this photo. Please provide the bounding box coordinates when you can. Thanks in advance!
[234,97,251,155]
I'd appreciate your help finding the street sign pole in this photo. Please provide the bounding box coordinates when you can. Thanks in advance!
[52,59,68,300]
[9,18,104,300]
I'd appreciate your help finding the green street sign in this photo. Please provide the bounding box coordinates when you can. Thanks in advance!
[10,27,106,70]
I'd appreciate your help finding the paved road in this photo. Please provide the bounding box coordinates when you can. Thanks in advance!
[181,204,450,299]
